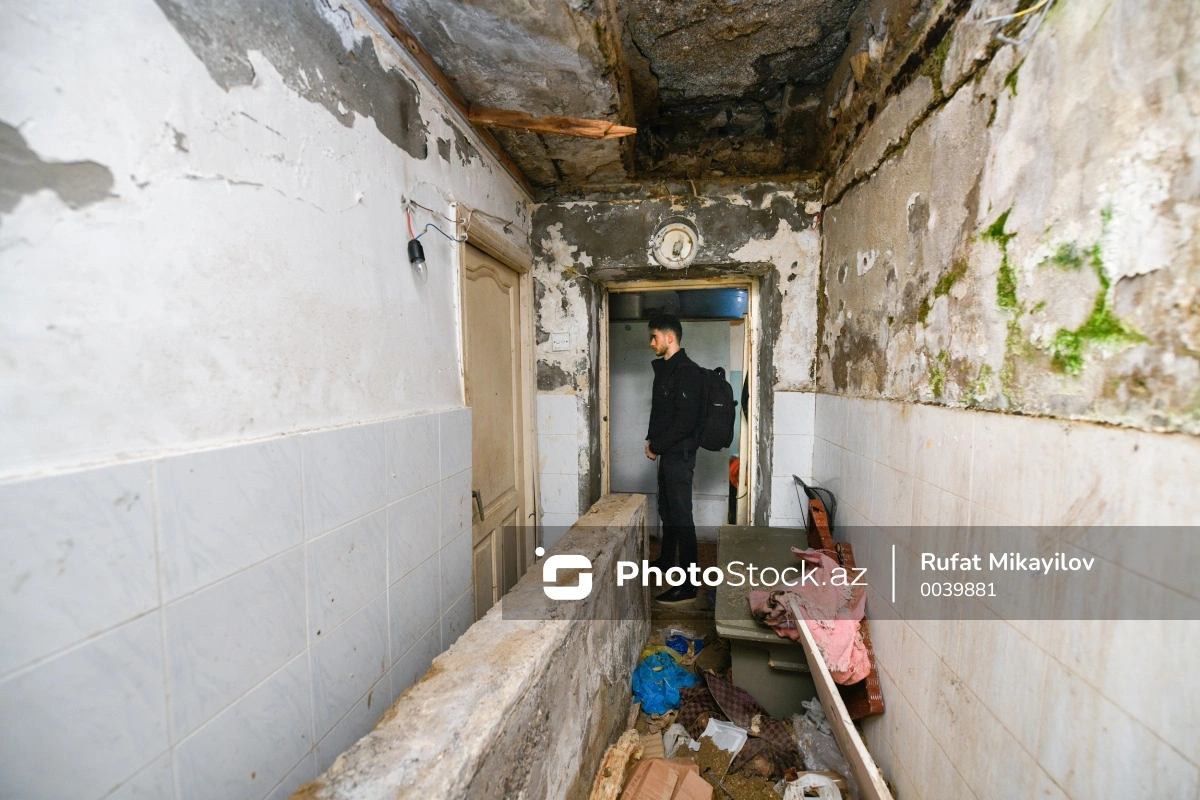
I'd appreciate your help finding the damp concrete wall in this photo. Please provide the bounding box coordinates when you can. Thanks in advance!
[815,0,1200,797]
[532,181,824,525]
[0,1,528,799]
[819,0,1200,430]
[297,493,650,800]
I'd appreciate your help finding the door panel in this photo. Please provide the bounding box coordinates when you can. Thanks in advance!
[463,245,526,619]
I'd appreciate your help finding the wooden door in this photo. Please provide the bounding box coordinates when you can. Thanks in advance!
[463,245,526,620]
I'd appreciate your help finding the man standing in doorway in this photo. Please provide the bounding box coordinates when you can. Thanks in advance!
[645,312,703,605]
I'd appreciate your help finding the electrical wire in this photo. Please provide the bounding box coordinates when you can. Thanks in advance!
[415,222,467,243]
[981,0,1055,46]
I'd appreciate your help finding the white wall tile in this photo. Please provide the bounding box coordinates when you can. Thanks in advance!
[440,529,472,610]
[867,461,914,528]
[538,433,579,474]
[440,590,474,651]
[769,474,806,520]
[174,655,312,800]
[772,433,814,479]
[301,423,385,537]
[439,469,473,545]
[0,463,158,676]
[539,471,579,515]
[540,516,577,549]
[536,393,578,435]
[385,413,439,503]
[388,553,440,665]
[307,510,387,640]
[264,753,317,800]
[310,593,388,741]
[909,404,974,500]
[387,485,440,585]
[954,619,1047,754]
[1037,658,1199,799]
[0,614,168,800]
[439,408,472,479]
[385,625,441,705]
[164,548,306,741]
[773,391,815,435]
[105,753,176,800]
[314,683,389,775]
[156,438,303,601]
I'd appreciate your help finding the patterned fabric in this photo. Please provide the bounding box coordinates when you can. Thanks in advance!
[675,671,802,778]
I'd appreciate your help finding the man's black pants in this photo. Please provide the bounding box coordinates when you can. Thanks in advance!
[657,449,697,574]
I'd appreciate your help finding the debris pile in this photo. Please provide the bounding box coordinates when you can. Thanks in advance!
[590,627,857,800]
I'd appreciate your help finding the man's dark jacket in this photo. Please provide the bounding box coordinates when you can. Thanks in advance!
[647,348,704,456]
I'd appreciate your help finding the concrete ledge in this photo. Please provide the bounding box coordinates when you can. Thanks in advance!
[298,493,650,800]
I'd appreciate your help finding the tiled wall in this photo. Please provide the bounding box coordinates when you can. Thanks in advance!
[0,408,475,800]
[537,393,582,547]
[810,394,1200,799]
[768,391,816,527]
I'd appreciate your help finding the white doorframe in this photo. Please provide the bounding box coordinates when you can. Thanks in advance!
[600,277,759,525]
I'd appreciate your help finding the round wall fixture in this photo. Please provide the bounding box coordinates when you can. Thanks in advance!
[651,221,700,270]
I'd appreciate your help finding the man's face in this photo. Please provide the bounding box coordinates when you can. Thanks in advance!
[649,328,672,357]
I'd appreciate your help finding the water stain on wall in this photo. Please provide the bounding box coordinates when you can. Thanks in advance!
[0,121,114,227]
[153,0,429,159]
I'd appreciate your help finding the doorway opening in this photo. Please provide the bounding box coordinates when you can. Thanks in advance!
[602,279,758,543]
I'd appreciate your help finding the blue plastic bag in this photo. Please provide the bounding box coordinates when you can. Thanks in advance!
[632,652,699,715]
[665,632,705,657]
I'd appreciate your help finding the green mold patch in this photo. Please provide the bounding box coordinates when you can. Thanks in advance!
[918,260,968,325]
[1046,254,1145,376]
[966,364,994,405]
[929,350,949,398]
[920,28,955,97]
[1004,58,1025,97]
[917,296,933,325]
[983,210,1019,311]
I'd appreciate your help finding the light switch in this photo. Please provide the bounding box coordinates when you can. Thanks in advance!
[551,332,570,352]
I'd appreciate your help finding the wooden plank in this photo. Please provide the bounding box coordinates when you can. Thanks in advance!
[360,0,534,195]
[782,594,895,800]
[469,106,637,140]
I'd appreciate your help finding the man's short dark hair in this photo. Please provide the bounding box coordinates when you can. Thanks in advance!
[648,312,683,342]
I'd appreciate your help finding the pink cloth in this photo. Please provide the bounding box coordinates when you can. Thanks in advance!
[748,548,871,685]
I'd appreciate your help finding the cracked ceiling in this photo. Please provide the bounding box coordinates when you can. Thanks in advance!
[383,0,865,193]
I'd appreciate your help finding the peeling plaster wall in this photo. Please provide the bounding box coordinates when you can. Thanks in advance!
[1,0,530,479]
[532,181,822,523]
[0,1,528,798]
[815,1,1200,798]
[820,0,1200,431]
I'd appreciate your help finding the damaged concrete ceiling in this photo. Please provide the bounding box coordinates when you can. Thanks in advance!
[383,0,863,192]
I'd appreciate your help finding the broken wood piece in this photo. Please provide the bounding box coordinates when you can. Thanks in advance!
[588,728,644,800]
[469,106,637,139]
[782,593,894,800]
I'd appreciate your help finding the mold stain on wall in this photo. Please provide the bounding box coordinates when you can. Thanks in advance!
[818,0,1200,433]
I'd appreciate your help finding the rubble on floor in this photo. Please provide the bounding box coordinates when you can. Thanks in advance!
[592,605,865,800]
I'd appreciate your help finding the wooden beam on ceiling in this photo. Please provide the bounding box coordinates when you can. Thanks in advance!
[360,0,534,196]
[469,107,637,140]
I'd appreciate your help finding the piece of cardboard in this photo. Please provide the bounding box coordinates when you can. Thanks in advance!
[619,758,711,800]
[674,770,712,800]
[640,732,665,761]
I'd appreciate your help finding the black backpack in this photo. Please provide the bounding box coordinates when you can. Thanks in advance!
[696,366,737,451]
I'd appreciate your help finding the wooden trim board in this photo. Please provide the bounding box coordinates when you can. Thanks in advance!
[783,594,895,800]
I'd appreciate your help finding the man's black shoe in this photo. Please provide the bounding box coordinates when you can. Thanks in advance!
[654,585,697,606]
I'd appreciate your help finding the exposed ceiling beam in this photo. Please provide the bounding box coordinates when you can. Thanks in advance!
[360,0,534,196]
[469,107,637,140]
